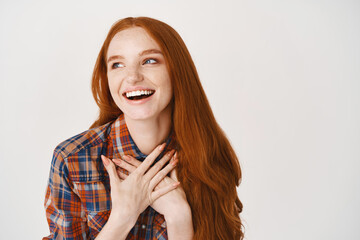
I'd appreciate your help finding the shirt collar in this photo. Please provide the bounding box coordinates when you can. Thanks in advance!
[110,113,176,162]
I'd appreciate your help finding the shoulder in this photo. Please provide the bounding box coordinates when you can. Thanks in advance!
[51,122,113,182]
[54,122,112,158]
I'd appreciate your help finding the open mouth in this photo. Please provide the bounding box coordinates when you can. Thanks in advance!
[123,90,155,100]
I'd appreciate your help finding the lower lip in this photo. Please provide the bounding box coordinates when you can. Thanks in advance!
[123,94,154,105]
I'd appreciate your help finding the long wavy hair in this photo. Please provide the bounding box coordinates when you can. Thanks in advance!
[90,16,244,240]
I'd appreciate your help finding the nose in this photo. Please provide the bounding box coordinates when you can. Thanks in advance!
[124,64,144,84]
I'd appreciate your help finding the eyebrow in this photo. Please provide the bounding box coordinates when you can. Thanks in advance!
[107,49,163,63]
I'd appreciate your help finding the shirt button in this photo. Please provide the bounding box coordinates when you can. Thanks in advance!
[141,224,146,229]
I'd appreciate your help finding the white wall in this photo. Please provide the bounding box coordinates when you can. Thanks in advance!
[0,0,359,239]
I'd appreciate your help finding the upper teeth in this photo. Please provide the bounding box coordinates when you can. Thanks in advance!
[126,90,154,98]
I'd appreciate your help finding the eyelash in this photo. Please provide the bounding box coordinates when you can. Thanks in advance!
[111,63,123,69]
[144,58,158,64]
[111,58,158,69]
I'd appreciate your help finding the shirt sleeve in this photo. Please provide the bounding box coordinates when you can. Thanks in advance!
[43,149,89,240]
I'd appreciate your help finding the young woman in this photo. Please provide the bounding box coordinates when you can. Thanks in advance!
[44,16,244,240]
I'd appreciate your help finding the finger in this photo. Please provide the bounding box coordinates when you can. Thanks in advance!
[135,143,166,175]
[151,181,180,202]
[101,155,119,184]
[144,149,175,181]
[154,176,173,191]
[170,169,177,181]
[122,155,142,168]
[170,153,179,180]
[116,169,128,180]
[113,158,137,173]
[149,154,178,190]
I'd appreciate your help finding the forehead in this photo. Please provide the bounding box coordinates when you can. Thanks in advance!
[107,27,161,55]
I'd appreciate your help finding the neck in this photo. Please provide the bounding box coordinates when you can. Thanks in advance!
[124,108,172,155]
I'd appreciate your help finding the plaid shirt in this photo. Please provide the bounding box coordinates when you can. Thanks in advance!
[43,113,176,240]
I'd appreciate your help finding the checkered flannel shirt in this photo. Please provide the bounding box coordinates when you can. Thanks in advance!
[43,113,176,239]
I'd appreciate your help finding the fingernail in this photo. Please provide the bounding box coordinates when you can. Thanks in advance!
[167,149,175,157]
[172,158,178,166]
[174,151,178,159]
[158,143,166,151]
[101,155,110,166]
[173,182,180,187]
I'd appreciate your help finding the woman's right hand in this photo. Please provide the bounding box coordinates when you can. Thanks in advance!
[96,143,179,239]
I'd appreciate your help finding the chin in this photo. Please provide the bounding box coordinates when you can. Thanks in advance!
[120,102,172,122]
[123,109,155,121]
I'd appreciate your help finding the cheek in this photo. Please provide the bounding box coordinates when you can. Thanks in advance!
[107,81,115,97]
[107,84,121,108]
[107,77,121,96]
[165,78,173,98]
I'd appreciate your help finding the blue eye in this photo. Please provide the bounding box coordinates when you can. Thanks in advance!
[144,58,157,64]
[112,63,124,69]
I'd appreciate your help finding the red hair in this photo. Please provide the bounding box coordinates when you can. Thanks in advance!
[90,16,244,239]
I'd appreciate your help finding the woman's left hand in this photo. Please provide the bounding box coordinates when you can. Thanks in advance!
[112,150,190,218]
[113,150,194,239]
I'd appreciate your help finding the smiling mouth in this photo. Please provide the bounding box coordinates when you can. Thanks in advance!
[123,90,155,100]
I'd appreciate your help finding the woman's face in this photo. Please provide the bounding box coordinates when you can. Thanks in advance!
[106,27,172,121]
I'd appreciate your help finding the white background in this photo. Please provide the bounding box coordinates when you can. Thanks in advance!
[0,0,359,239]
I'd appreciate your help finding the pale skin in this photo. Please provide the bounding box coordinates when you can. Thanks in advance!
[95,27,194,239]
